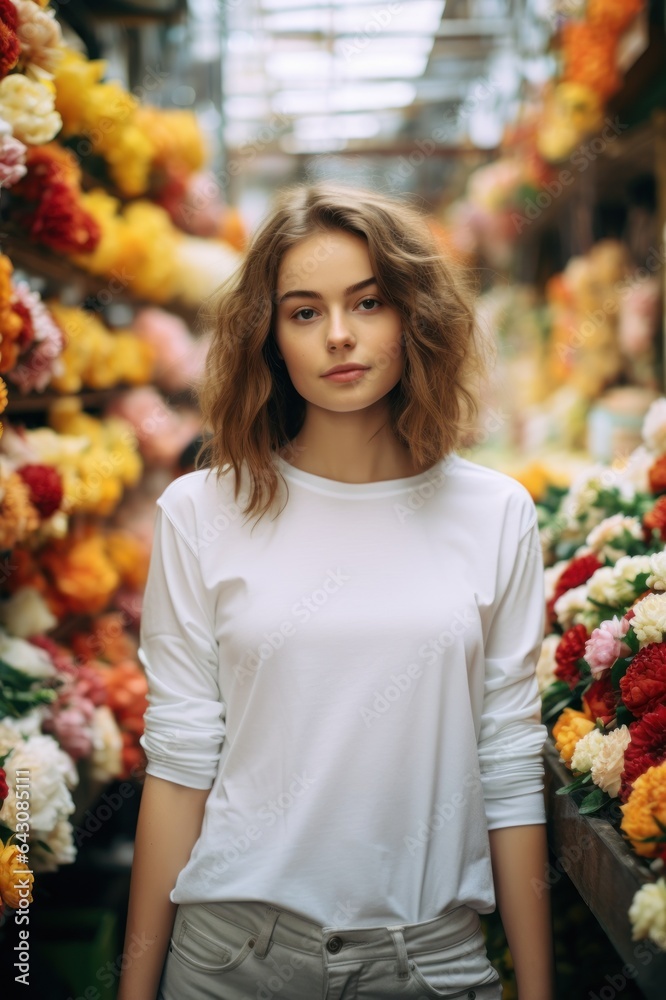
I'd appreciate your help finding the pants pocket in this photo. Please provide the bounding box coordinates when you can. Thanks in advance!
[406,925,501,998]
[168,903,257,975]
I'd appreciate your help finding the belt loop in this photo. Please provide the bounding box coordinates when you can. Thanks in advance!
[253,906,281,960]
[387,926,410,980]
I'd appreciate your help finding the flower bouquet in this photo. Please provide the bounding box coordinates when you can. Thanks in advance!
[538,397,666,950]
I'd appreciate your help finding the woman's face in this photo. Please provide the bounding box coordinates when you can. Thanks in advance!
[274,230,405,414]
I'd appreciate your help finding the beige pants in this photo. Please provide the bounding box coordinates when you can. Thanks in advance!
[157,898,503,1000]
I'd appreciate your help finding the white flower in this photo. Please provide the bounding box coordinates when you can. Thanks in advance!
[544,560,568,603]
[0,731,77,836]
[616,444,653,495]
[587,567,628,607]
[90,705,123,783]
[590,725,631,797]
[642,398,666,454]
[629,879,666,949]
[571,728,605,773]
[647,551,666,592]
[586,514,644,560]
[561,465,609,520]
[554,585,589,629]
[536,634,560,693]
[614,554,653,583]
[631,592,666,646]
[0,628,55,677]
[0,586,57,638]
[32,818,76,873]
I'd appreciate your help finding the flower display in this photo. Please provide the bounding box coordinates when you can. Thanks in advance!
[554,623,589,689]
[620,643,666,717]
[0,73,61,144]
[12,0,63,79]
[629,878,666,949]
[620,704,666,803]
[570,727,605,774]
[0,1,19,81]
[0,117,26,186]
[620,761,666,860]
[589,725,631,798]
[629,594,666,647]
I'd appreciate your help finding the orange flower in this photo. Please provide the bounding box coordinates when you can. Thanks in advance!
[649,456,666,495]
[0,470,40,549]
[105,530,149,590]
[552,707,596,764]
[0,839,34,909]
[561,22,622,101]
[620,761,666,860]
[0,252,24,372]
[0,375,7,414]
[40,534,120,615]
[71,612,137,665]
[644,496,666,542]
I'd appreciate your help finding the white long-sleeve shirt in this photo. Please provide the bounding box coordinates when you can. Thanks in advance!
[138,451,547,927]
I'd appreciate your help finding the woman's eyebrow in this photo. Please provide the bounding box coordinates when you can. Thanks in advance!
[277,276,377,305]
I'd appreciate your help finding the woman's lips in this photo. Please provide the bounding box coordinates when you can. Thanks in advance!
[322,368,369,383]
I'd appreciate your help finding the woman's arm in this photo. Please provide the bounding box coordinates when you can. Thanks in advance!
[117,775,211,1000]
[488,824,554,1000]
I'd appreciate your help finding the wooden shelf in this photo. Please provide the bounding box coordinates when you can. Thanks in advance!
[543,740,666,998]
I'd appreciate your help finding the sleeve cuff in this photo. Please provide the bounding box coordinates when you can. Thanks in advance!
[484,788,547,830]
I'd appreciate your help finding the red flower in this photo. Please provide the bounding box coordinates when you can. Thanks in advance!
[620,703,666,802]
[649,456,666,496]
[0,766,8,805]
[0,0,19,81]
[555,624,588,689]
[548,554,602,625]
[13,143,82,204]
[17,464,63,518]
[620,643,666,717]
[24,182,101,255]
[583,673,618,726]
[644,496,666,542]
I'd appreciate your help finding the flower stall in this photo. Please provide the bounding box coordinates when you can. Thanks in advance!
[0,1,241,992]
[537,397,666,997]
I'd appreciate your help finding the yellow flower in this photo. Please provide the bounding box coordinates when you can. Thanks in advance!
[0,74,61,145]
[134,105,207,174]
[0,376,8,415]
[53,48,106,135]
[121,201,181,302]
[552,707,595,764]
[0,839,34,909]
[620,762,666,860]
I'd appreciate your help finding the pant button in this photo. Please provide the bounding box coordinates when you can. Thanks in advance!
[467,992,476,999]
[326,936,343,953]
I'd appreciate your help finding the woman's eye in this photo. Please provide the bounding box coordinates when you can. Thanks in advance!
[358,298,381,310]
[293,307,317,321]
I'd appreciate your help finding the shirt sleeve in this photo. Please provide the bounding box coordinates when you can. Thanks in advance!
[477,509,548,830]
[138,502,226,789]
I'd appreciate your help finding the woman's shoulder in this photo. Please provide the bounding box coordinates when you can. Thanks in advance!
[447,454,537,531]
[155,466,241,540]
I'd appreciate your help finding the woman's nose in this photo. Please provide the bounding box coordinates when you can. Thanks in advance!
[325,309,355,348]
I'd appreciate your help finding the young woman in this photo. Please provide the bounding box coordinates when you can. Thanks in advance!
[117,182,554,1000]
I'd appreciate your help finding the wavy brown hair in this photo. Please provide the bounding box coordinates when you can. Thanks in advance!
[195,181,492,526]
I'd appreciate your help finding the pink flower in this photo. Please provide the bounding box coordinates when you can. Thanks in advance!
[585,615,632,679]
[42,695,95,761]
[0,126,26,187]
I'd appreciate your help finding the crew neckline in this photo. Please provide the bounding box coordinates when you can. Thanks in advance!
[273,452,458,498]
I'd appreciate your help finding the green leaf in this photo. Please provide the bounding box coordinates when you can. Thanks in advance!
[578,788,609,814]
[616,704,637,727]
[625,627,639,654]
[34,838,54,854]
[555,772,593,796]
[611,656,632,689]
[541,681,577,722]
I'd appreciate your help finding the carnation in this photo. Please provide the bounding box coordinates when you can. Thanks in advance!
[0,624,55,676]
[642,398,666,454]
[0,585,57,637]
[629,877,666,947]
[586,514,644,560]
[31,817,76,873]
[631,593,666,646]
[583,673,618,726]
[587,567,629,608]
[644,496,666,543]
[536,634,560,693]
[555,624,588,689]
[585,615,631,679]
[590,725,631,797]
[647,551,666,592]
[0,730,77,836]
[553,707,596,764]
[621,704,666,801]
[571,727,605,773]
[0,74,61,145]
[0,119,26,187]
[554,585,589,629]
[621,762,666,861]
[620,643,666,717]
